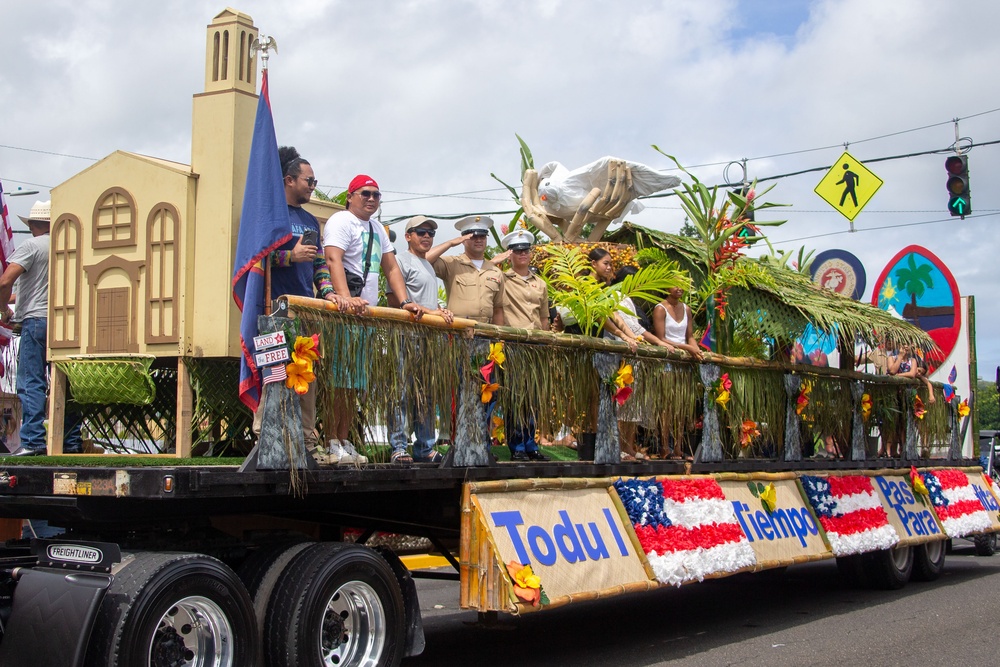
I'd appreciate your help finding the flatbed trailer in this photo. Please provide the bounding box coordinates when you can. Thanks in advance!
[0,299,995,667]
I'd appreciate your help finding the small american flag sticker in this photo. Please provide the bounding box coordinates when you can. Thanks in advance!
[262,364,287,385]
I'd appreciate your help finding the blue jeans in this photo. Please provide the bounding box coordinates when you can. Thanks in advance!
[507,418,539,455]
[387,395,437,460]
[17,318,82,453]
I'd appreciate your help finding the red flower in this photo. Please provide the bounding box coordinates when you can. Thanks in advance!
[614,385,633,406]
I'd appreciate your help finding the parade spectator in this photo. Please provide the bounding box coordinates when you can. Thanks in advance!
[324,174,427,464]
[499,229,549,461]
[0,200,82,456]
[427,216,505,325]
[385,216,454,464]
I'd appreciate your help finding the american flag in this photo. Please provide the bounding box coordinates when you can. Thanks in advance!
[920,469,993,538]
[801,475,899,556]
[0,180,15,273]
[615,477,757,587]
[261,363,287,385]
[0,180,15,348]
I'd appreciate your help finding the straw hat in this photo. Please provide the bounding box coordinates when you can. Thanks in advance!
[18,200,51,225]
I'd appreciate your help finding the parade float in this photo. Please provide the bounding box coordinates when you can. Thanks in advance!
[0,8,993,667]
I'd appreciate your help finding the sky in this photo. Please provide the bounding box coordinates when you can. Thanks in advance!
[2,0,999,381]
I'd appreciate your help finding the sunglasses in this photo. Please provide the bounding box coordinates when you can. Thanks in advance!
[301,176,318,188]
[356,190,381,200]
[511,247,531,254]
[410,228,436,238]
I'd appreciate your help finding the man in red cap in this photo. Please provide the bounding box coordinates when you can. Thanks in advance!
[322,175,427,464]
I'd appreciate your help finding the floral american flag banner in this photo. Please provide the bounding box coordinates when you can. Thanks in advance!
[800,475,899,556]
[920,469,993,538]
[614,477,756,587]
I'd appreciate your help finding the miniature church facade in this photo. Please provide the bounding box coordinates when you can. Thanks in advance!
[47,8,340,454]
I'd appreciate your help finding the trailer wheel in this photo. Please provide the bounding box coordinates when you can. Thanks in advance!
[864,545,913,590]
[264,542,405,667]
[238,540,313,639]
[85,551,258,667]
[911,540,946,581]
[973,532,997,556]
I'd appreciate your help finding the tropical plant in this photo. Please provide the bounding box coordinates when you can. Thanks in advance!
[540,245,689,337]
[648,148,788,354]
[758,239,815,276]
[893,253,934,325]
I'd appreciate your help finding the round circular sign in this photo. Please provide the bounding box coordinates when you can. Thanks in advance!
[811,249,866,301]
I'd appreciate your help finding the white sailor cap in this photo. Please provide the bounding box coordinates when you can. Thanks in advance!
[454,215,494,236]
[501,229,535,250]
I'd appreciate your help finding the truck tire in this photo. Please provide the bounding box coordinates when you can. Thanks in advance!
[238,540,313,639]
[864,545,913,590]
[85,551,258,667]
[973,532,997,556]
[263,542,406,667]
[911,540,946,581]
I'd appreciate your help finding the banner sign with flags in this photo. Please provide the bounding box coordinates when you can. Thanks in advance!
[231,69,292,412]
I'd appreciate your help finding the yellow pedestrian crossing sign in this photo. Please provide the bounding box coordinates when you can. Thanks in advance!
[814,151,883,222]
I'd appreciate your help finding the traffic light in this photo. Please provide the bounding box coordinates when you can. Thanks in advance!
[945,155,971,217]
[733,185,759,242]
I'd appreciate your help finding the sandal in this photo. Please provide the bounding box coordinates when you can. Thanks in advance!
[390,450,414,464]
[415,451,443,464]
[620,452,636,462]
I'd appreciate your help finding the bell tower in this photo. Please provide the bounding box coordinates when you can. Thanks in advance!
[204,8,258,94]
[189,7,260,357]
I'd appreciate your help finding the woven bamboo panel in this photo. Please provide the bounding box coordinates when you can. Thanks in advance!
[56,356,156,405]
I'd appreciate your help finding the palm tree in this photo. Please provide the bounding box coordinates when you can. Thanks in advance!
[893,253,934,326]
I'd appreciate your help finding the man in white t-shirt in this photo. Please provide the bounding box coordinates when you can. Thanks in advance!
[385,216,454,463]
[323,175,428,462]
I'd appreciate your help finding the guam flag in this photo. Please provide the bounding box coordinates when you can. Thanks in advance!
[920,469,993,537]
[614,477,756,587]
[800,475,899,556]
[232,69,292,411]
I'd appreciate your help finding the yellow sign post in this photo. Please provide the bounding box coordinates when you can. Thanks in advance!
[815,151,883,223]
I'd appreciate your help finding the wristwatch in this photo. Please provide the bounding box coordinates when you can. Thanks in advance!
[400,299,413,308]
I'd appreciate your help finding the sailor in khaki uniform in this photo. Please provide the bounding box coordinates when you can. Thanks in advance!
[500,229,548,331]
[494,228,550,461]
[427,215,505,325]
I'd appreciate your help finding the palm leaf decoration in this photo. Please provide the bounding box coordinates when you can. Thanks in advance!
[540,244,690,337]
[613,222,936,357]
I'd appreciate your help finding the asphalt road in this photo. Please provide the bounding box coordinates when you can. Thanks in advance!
[404,542,1000,666]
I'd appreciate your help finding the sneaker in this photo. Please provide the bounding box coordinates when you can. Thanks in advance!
[326,439,352,465]
[339,439,368,465]
[309,444,331,465]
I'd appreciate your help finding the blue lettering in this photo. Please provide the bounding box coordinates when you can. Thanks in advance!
[974,484,999,512]
[733,501,757,542]
[881,477,942,538]
[770,508,793,540]
[755,511,775,540]
[603,508,630,556]
[577,522,609,560]
[553,510,585,563]
[789,509,810,546]
[491,510,531,564]
[527,525,557,566]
